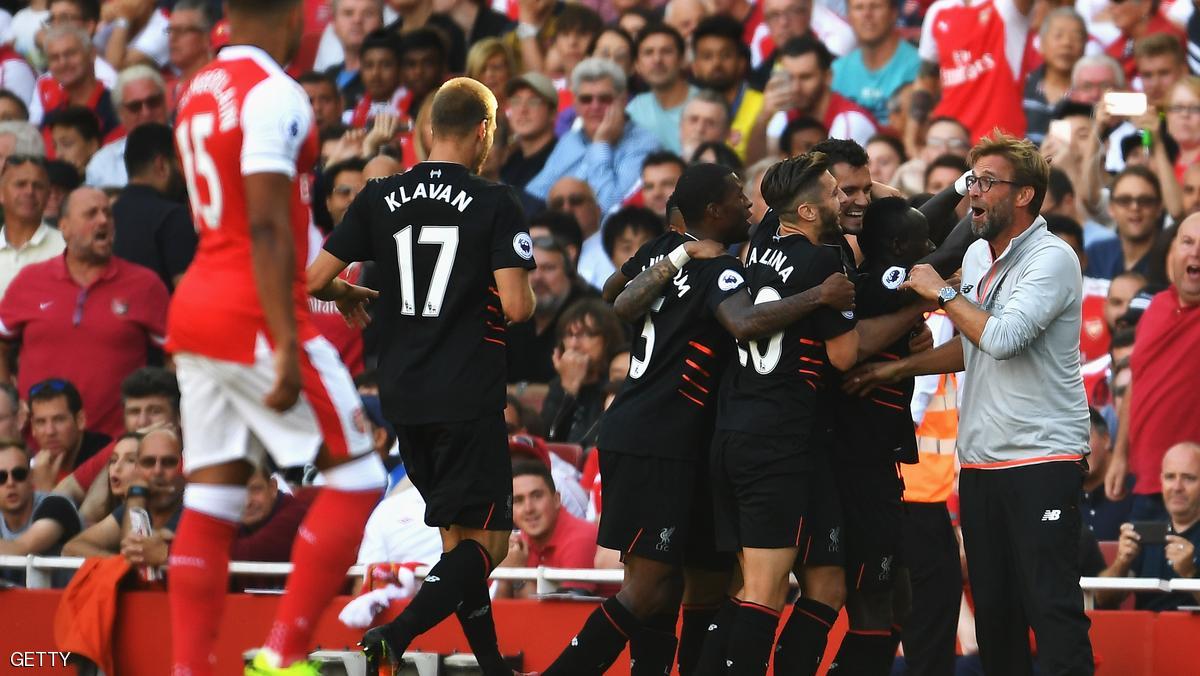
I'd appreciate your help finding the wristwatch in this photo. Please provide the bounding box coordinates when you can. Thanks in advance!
[937,286,959,308]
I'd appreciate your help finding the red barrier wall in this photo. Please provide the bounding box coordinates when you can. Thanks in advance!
[1,590,1197,674]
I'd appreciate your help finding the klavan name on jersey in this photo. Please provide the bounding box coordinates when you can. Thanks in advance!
[384,182,474,213]
[746,246,794,283]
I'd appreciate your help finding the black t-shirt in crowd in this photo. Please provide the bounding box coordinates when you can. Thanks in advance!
[325,161,537,424]
[112,184,198,292]
[832,261,918,466]
[598,231,747,459]
[717,225,856,438]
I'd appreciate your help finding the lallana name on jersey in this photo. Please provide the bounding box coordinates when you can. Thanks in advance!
[384,183,474,213]
[746,246,794,283]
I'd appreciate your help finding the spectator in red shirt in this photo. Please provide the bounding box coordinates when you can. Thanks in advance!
[1105,0,1186,84]
[0,187,169,439]
[26,378,111,493]
[56,367,181,523]
[230,465,311,591]
[496,459,598,597]
[33,26,120,142]
[1107,214,1200,520]
[750,34,878,163]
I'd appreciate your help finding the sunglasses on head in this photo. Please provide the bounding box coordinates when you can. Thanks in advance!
[0,467,29,484]
[123,93,165,114]
[29,378,70,398]
[138,455,180,470]
[6,154,46,169]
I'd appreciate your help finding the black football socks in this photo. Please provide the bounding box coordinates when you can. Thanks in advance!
[725,601,781,676]
[371,541,492,658]
[827,630,899,675]
[773,597,839,676]
[678,602,721,675]
[694,597,740,676]
[543,597,641,676]
[630,611,679,676]
[454,558,510,675]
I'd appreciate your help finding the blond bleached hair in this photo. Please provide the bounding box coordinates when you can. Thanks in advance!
[431,77,498,140]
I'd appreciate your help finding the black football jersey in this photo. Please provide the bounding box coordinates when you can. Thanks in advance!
[324,161,536,424]
[716,226,857,437]
[833,263,918,465]
[598,231,747,459]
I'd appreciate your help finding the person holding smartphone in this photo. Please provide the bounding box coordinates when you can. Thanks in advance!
[1097,441,1200,610]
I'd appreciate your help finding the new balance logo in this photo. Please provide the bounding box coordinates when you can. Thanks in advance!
[1041,510,1062,522]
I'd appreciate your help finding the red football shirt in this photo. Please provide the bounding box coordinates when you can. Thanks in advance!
[524,507,599,591]
[1105,15,1185,85]
[920,0,1030,140]
[308,261,365,375]
[1080,276,1111,364]
[168,45,322,363]
[0,255,168,437]
[1128,287,1200,495]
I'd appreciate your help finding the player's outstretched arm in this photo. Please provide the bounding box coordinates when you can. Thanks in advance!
[612,239,727,322]
[495,267,536,323]
[246,173,302,412]
[601,269,630,304]
[307,250,352,301]
[825,328,860,372]
[843,336,965,397]
[714,272,855,342]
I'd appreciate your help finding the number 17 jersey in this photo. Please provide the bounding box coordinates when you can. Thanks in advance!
[324,161,536,425]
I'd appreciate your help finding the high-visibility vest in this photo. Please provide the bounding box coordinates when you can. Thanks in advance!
[902,371,959,503]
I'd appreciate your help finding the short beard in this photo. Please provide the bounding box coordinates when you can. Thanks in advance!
[536,291,568,317]
[973,201,1012,241]
[818,206,842,240]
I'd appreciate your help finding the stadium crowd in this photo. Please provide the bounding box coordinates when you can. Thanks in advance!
[0,0,1198,673]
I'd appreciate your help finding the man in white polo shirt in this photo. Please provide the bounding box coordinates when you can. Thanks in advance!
[854,132,1094,675]
[0,154,61,297]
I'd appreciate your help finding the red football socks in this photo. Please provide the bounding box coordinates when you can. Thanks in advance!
[168,509,239,676]
[265,488,380,665]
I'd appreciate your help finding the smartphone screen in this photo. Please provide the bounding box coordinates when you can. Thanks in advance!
[1132,520,1168,545]
[1104,92,1148,117]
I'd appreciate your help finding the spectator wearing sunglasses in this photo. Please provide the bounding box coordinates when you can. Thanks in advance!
[111,123,195,292]
[84,65,168,191]
[63,425,184,564]
[0,153,61,297]
[0,186,170,439]
[0,441,82,587]
[0,121,46,176]
[525,57,662,217]
[26,378,112,492]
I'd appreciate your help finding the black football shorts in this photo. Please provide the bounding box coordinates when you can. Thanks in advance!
[795,447,846,568]
[394,413,513,531]
[832,458,905,592]
[597,449,732,570]
[710,430,814,551]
